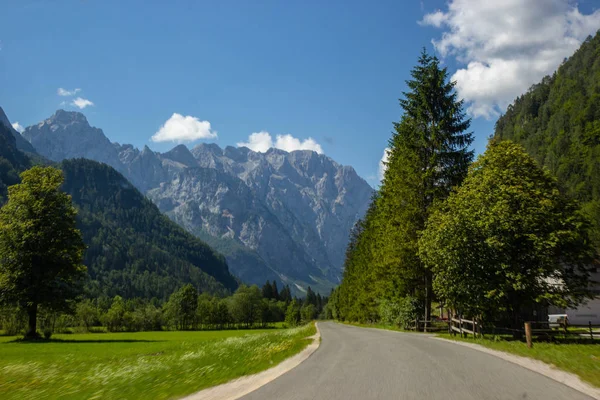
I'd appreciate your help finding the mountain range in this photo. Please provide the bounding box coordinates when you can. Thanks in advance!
[0,113,238,299]
[18,109,373,293]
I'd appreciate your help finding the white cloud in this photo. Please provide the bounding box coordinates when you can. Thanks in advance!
[151,113,217,143]
[274,134,323,154]
[57,87,81,96]
[11,122,24,133]
[237,131,323,154]
[421,0,600,119]
[71,97,94,109]
[237,131,273,152]
[378,147,390,181]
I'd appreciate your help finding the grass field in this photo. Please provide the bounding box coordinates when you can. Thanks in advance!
[0,323,316,400]
[438,333,600,388]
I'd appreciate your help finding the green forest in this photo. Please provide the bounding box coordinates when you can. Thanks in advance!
[494,33,600,247]
[330,35,600,329]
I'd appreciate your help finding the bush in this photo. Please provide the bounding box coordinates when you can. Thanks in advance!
[0,307,26,336]
[379,296,424,329]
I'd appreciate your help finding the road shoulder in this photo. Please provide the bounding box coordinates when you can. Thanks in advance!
[182,323,321,400]
[432,336,600,400]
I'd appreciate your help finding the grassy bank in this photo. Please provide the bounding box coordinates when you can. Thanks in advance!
[438,333,600,388]
[0,323,316,400]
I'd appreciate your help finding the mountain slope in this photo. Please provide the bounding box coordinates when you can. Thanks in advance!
[0,107,36,154]
[22,111,374,293]
[60,158,238,299]
[494,31,600,245]
[0,114,237,299]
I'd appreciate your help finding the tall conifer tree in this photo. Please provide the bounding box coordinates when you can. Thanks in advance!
[377,49,473,321]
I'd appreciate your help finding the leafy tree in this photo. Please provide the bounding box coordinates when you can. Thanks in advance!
[76,299,99,331]
[300,303,317,323]
[0,166,86,338]
[164,284,198,330]
[419,141,595,325]
[285,299,301,327]
[229,285,262,328]
[103,295,126,331]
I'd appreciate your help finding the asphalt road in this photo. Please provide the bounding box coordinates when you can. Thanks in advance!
[241,321,592,400]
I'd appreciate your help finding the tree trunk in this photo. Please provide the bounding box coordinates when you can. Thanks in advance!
[424,270,433,331]
[25,303,38,339]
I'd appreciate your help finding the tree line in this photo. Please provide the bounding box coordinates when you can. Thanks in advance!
[0,280,328,336]
[329,49,597,330]
[0,164,327,338]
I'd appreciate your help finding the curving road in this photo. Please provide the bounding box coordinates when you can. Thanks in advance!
[241,322,592,400]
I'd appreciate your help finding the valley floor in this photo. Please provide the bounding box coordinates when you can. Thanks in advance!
[0,324,316,400]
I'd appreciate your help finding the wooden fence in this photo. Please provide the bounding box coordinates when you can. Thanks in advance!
[449,317,481,338]
[526,320,600,340]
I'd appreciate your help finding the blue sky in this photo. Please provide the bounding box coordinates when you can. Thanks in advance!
[2,1,599,186]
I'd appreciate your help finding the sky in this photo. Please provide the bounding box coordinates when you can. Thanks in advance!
[2,0,600,186]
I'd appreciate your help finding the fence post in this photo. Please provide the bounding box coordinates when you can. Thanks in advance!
[524,322,533,348]
[473,318,477,338]
[459,317,463,338]
[590,321,594,340]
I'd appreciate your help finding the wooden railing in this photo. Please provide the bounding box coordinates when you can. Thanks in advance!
[449,317,481,338]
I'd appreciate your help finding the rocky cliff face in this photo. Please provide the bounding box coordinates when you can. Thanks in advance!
[23,110,374,293]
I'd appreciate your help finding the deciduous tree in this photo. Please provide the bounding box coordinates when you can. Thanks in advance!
[0,166,86,339]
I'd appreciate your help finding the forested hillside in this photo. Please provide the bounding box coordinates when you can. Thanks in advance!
[0,121,238,300]
[494,31,600,245]
[61,159,238,299]
[0,124,31,202]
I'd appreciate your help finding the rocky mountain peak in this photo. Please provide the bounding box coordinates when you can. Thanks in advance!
[163,144,197,167]
[47,109,88,126]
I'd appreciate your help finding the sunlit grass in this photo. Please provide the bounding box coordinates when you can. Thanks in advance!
[0,324,316,400]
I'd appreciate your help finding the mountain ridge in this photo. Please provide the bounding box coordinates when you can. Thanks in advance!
[22,110,374,293]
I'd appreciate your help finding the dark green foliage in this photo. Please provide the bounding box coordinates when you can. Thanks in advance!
[494,32,600,247]
[419,141,595,325]
[334,50,473,323]
[279,285,292,304]
[0,166,86,338]
[0,124,31,202]
[164,284,198,330]
[285,299,302,327]
[59,158,238,300]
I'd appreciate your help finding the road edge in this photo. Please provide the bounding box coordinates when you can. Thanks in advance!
[432,336,600,400]
[182,322,321,400]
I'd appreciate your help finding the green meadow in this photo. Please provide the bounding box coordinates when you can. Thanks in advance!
[0,323,316,400]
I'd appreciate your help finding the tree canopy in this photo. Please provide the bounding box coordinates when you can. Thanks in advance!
[0,166,86,338]
[419,141,596,325]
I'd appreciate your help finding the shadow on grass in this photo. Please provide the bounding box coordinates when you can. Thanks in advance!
[4,338,165,344]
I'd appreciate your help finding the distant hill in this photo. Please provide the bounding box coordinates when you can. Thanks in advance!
[0,115,237,300]
[494,31,600,246]
[22,110,374,294]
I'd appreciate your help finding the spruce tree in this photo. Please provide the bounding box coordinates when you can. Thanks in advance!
[271,280,279,301]
[377,49,473,322]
